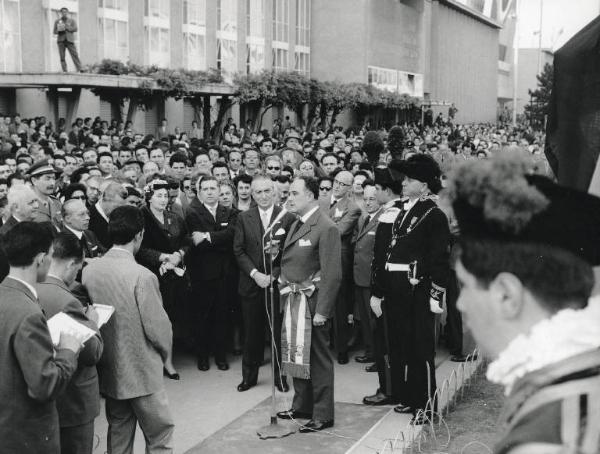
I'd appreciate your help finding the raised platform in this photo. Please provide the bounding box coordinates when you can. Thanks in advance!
[0,72,235,96]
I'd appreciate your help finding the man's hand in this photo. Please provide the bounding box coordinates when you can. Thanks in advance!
[313,313,327,326]
[370,296,382,318]
[347,314,354,324]
[166,252,182,266]
[192,231,205,246]
[57,331,83,353]
[253,272,271,288]
[86,305,99,326]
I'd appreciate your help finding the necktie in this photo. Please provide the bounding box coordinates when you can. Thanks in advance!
[260,210,269,230]
[290,219,303,238]
[330,199,337,209]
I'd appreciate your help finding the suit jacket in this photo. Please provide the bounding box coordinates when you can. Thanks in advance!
[60,224,105,259]
[352,208,383,287]
[53,17,78,42]
[185,198,237,281]
[320,194,361,260]
[88,203,111,249]
[82,249,172,400]
[36,276,103,427]
[0,215,18,236]
[0,277,78,453]
[233,205,296,298]
[138,207,190,276]
[280,208,342,319]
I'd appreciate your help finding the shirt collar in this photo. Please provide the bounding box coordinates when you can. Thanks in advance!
[46,273,65,285]
[300,205,319,223]
[96,202,109,222]
[64,224,84,239]
[8,276,38,299]
[111,246,134,257]
[258,205,274,218]
[203,202,218,213]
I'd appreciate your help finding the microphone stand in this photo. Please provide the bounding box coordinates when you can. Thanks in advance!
[257,222,295,439]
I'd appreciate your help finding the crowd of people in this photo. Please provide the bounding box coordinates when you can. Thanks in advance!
[0,111,559,454]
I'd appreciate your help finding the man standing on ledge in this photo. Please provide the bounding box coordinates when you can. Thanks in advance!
[53,7,82,73]
[277,176,341,433]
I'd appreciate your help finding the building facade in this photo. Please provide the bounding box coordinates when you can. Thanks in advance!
[0,0,512,132]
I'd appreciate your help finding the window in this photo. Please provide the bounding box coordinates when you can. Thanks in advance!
[98,1,129,63]
[47,0,79,72]
[295,0,309,47]
[246,0,264,38]
[144,0,170,66]
[183,0,206,70]
[0,0,21,72]
[217,0,238,78]
[246,0,264,73]
[98,0,128,10]
[272,47,287,72]
[246,43,264,74]
[272,0,289,42]
[498,44,507,61]
[367,66,398,92]
[294,50,309,76]
[184,0,205,26]
[183,32,206,70]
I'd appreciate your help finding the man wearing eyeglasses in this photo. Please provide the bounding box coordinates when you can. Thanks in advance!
[264,156,282,179]
[320,170,361,364]
[61,199,105,263]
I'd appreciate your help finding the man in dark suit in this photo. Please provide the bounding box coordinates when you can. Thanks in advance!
[88,181,127,249]
[233,175,295,392]
[36,233,103,454]
[186,175,237,371]
[0,222,83,453]
[277,176,342,433]
[352,181,383,366]
[61,199,105,260]
[319,170,361,364]
[53,7,82,72]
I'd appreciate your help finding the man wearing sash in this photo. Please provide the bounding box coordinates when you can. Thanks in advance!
[276,176,342,433]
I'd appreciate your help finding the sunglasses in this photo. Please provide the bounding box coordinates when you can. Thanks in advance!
[319,186,332,191]
[183,185,191,190]
[267,166,280,170]
[71,195,86,200]
[333,180,351,187]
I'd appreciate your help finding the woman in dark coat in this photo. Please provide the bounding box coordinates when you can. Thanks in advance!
[137,179,191,380]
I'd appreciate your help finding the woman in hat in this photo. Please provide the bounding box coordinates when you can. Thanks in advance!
[137,179,191,380]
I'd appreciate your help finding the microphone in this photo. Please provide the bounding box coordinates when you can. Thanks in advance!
[263,208,288,239]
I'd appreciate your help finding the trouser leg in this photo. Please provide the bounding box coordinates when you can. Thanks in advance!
[191,280,213,360]
[309,320,335,421]
[212,278,229,362]
[241,294,264,383]
[355,286,374,356]
[130,389,175,453]
[105,397,137,454]
[58,41,67,71]
[59,420,95,454]
[406,358,437,413]
[372,310,388,394]
[65,41,82,71]
[445,270,463,356]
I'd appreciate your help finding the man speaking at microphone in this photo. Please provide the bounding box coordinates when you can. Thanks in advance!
[277,176,342,433]
[233,175,295,392]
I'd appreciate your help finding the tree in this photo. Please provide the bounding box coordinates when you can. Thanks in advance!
[524,62,553,130]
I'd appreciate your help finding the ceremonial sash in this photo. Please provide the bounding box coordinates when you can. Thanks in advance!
[279,276,321,379]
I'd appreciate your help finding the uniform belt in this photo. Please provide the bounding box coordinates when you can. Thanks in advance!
[385,262,410,272]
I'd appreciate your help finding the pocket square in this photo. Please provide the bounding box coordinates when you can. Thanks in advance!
[299,239,312,247]
[334,208,344,218]
[220,222,228,226]
[274,228,286,236]
[367,231,376,235]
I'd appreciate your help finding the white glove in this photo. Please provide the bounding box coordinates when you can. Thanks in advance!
[370,296,382,318]
[429,297,444,314]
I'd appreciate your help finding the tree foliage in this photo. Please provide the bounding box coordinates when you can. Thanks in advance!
[524,62,553,130]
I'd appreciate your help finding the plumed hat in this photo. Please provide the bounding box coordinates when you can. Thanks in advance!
[391,154,442,194]
[444,154,600,265]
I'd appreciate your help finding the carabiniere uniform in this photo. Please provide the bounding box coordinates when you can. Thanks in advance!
[372,193,450,414]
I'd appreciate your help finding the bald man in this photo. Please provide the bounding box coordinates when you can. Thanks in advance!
[320,170,362,364]
[88,182,127,248]
[0,186,39,236]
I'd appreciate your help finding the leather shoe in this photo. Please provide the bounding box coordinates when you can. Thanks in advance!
[237,380,256,392]
[277,409,311,420]
[275,377,289,392]
[299,419,334,433]
[451,353,478,362]
[394,404,413,414]
[363,391,398,406]
[365,363,378,373]
[355,355,374,363]
[337,352,349,365]
[197,358,209,371]
[216,361,229,371]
